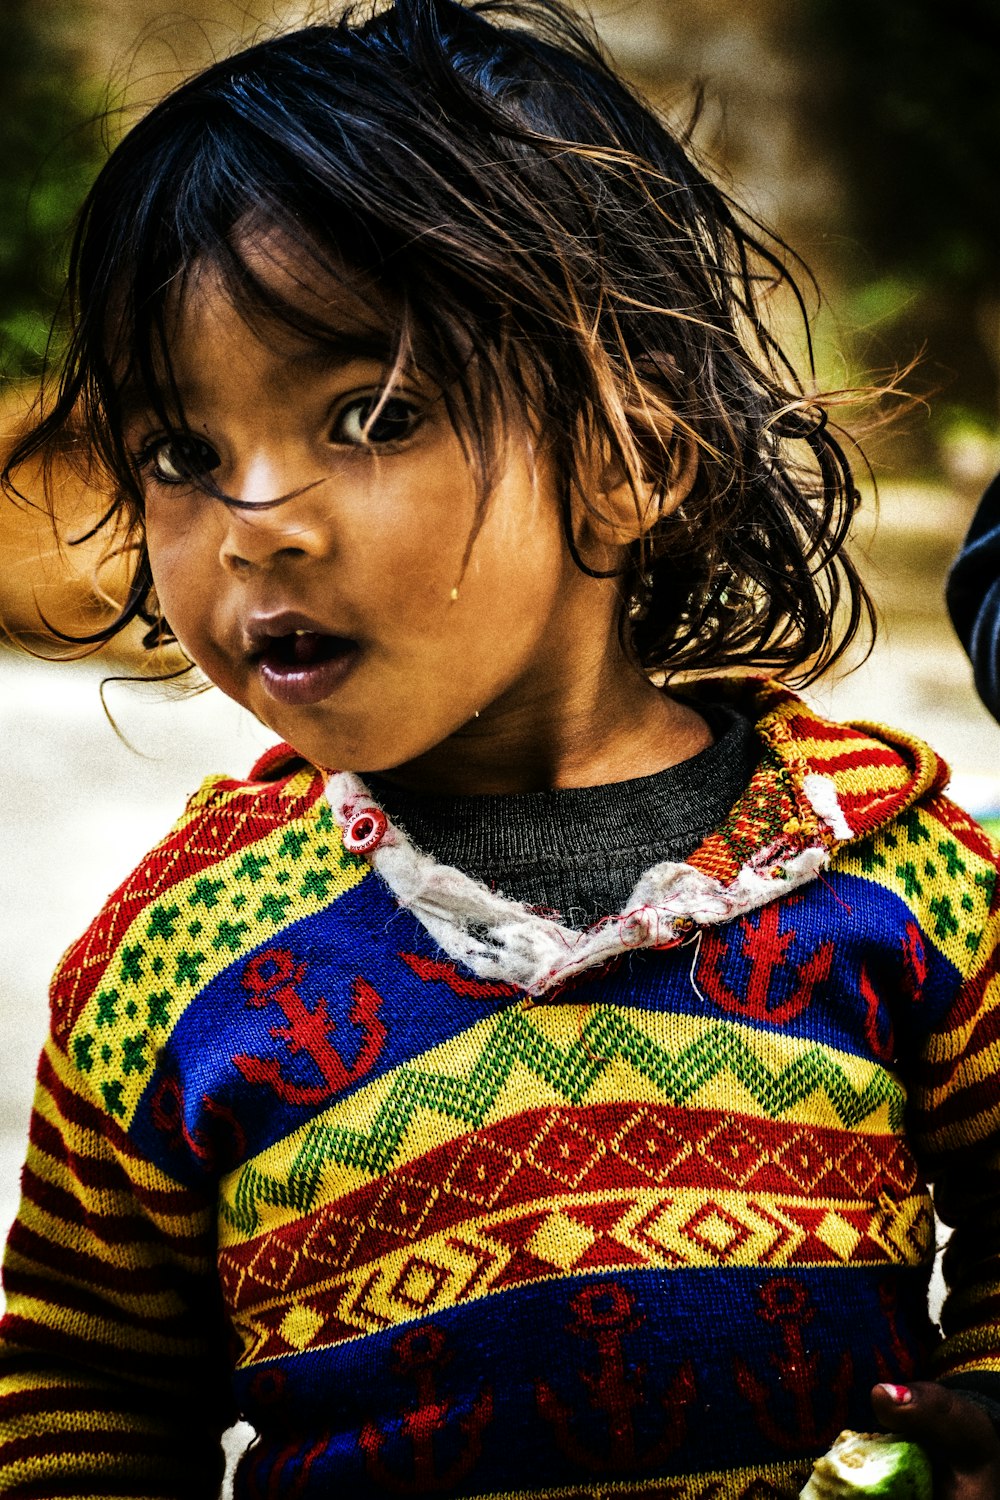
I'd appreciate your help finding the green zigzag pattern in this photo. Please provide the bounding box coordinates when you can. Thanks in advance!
[222,1007,905,1235]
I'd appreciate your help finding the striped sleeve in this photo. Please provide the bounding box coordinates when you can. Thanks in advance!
[910,826,1000,1390]
[0,1037,232,1497]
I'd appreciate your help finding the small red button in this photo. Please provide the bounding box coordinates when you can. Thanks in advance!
[342,807,388,854]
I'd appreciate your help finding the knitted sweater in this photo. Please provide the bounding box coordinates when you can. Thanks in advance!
[2,680,999,1499]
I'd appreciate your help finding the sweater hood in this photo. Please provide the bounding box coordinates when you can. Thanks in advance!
[321,679,949,997]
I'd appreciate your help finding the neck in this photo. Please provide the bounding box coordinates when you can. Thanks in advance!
[375,653,713,795]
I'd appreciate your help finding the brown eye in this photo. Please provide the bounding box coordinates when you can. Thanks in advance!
[334,396,420,447]
[146,435,220,485]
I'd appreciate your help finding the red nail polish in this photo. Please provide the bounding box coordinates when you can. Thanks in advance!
[878,1383,913,1405]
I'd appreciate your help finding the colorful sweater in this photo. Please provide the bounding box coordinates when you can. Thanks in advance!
[2,680,1000,1499]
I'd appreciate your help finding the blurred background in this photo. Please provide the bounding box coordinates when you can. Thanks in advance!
[2,0,999,1341]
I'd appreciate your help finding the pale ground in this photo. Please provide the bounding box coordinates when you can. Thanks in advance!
[0,480,998,1488]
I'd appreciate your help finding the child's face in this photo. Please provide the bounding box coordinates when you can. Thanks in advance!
[129,243,634,789]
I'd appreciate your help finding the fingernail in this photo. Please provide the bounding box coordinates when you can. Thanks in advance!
[878,1383,913,1405]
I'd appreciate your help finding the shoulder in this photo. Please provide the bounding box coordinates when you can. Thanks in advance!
[48,745,358,1046]
[737,680,999,966]
[806,709,1000,984]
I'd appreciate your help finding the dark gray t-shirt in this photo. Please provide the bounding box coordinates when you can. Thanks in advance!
[365,704,758,928]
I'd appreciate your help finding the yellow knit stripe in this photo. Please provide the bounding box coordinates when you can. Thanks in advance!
[65,793,369,1128]
[0,1366,163,1426]
[2,1284,208,1364]
[29,1042,212,1249]
[920,980,1000,1148]
[0,1366,214,1495]
[466,1457,811,1498]
[0,1443,167,1497]
[227,1183,934,1368]
[798,734,917,797]
[931,1324,1000,1374]
[5,1047,216,1338]
[8,1192,204,1326]
[219,1002,907,1247]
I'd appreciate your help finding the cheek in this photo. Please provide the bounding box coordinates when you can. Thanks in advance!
[144,507,217,642]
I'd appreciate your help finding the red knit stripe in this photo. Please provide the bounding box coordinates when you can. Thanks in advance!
[50,770,324,1034]
[26,1112,180,1213]
[937,946,1000,1033]
[27,1103,206,1221]
[917,949,1000,1103]
[919,1068,1000,1139]
[0,1384,153,1420]
[926,796,1000,863]
[6,1221,198,1299]
[920,992,1000,1093]
[0,1315,201,1380]
[0,1426,179,1468]
[34,1050,212,1209]
[810,746,903,776]
[835,783,911,823]
[249,741,304,779]
[20,1167,200,1257]
[2,1266,204,1341]
[786,713,873,745]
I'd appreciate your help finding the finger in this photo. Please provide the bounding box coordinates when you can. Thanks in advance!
[871,1382,999,1469]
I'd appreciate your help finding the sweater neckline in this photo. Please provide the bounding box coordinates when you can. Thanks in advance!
[323,686,858,997]
[362,705,757,881]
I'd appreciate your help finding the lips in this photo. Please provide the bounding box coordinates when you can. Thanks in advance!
[245,612,361,706]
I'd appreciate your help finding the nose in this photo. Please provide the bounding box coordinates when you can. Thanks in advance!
[217,457,332,573]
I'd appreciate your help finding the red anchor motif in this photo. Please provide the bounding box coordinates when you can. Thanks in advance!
[859,962,895,1062]
[358,1324,494,1491]
[696,902,835,1025]
[733,1279,852,1449]
[536,1282,697,1471]
[244,1434,328,1498]
[234,947,386,1106]
[873,1283,919,1384]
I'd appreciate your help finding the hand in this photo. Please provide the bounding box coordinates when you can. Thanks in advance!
[871,1381,1000,1499]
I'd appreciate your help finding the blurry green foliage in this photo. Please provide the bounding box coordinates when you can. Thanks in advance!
[796,0,1000,426]
[0,0,101,379]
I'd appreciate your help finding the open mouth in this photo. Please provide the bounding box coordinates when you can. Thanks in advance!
[252,628,360,706]
[261,629,349,668]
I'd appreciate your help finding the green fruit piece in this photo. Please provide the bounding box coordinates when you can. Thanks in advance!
[800,1429,933,1499]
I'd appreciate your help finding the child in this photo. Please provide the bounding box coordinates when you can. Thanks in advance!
[2,1,1000,1494]
[948,472,1000,724]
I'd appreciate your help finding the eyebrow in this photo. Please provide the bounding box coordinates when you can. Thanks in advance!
[114,328,404,424]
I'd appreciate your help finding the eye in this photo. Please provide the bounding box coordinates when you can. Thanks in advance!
[333,395,420,448]
[141,434,220,486]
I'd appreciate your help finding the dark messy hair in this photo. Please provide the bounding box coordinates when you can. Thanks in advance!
[3,0,874,678]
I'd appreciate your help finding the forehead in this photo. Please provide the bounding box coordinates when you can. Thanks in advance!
[117,225,404,410]
[186,227,399,356]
